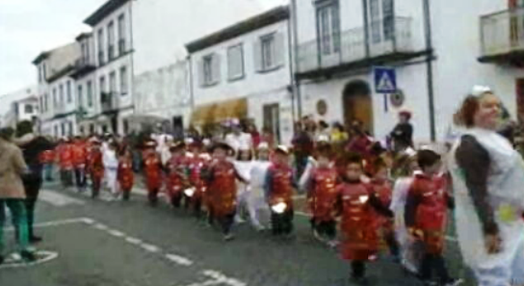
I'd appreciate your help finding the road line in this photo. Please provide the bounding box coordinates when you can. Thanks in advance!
[125,237,143,245]
[39,190,85,206]
[81,218,95,224]
[199,270,246,286]
[6,218,86,231]
[140,243,161,253]
[0,251,59,270]
[165,253,193,266]
[108,230,125,237]
[93,223,109,230]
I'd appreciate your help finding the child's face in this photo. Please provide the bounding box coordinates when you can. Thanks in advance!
[317,155,330,167]
[374,166,388,181]
[424,161,441,176]
[274,153,289,165]
[346,163,362,181]
[214,148,227,160]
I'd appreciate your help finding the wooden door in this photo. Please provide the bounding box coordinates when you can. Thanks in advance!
[263,104,281,143]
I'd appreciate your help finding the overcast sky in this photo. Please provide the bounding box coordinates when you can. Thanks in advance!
[0,0,287,96]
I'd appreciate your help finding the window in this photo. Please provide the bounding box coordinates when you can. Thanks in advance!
[66,81,72,103]
[53,88,57,108]
[68,121,73,136]
[99,76,106,94]
[42,62,47,79]
[261,34,276,70]
[203,55,214,85]
[54,125,59,137]
[108,21,115,60]
[98,29,105,65]
[227,44,244,80]
[38,66,42,83]
[382,0,394,41]
[59,84,64,105]
[370,0,381,43]
[316,1,340,55]
[87,81,93,107]
[61,123,66,137]
[368,0,394,44]
[78,85,83,107]
[120,66,128,95]
[109,71,117,94]
[25,104,33,114]
[118,14,126,55]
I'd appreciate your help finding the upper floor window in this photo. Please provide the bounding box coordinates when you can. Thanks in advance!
[109,71,117,94]
[24,104,33,114]
[78,85,83,108]
[81,41,90,64]
[44,93,49,112]
[199,54,220,87]
[98,29,105,65]
[118,14,126,55]
[228,44,244,81]
[39,96,44,113]
[87,81,93,107]
[255,32,284,72]
[120,66,128,95]
[368,0,394,43]
[59,84,64,105]
[38,65,43,83]
[108,21,115,60]
[66,80,72,103]
[42,62,47,79]
[99,76,106,94]
[316,0,340,55]
[53,88,57,108]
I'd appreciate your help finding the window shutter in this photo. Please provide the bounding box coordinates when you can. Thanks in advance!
[212,53,221,84]
[197,57,205,87]
[274,32,285,67]
[254,40,262,72]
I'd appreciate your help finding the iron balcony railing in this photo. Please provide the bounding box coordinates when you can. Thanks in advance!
[297,17,413,74]
[101,92,118,112]
[480,7,524,58]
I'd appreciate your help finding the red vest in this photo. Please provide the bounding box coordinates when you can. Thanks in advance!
[268,163,294,207]
[143,151,162,190]
[166,155,189,197]
[39,149,55,164]
[309,167,338,221]
[410,174,448,232]
[88,149,104,179]
[58,144,73,170]
[208,160,237,217]
[189,154,209,200]
[71,142,87,168]
[117,157,134,190]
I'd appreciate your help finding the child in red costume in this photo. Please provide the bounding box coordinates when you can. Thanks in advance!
[305,142,338,244]
[336,154,393,282]
[142,140,162,206]
[57,138,74,187]
[87,138,104,199]
[165,141,190,208]
[405,149,458,286]
[202,142,245,241]
[265,145,296,238]
[187,140,209,218]
[370,158,400,261]
[117,147,134,201]
[39,148,56,181]
[71,137,88,192]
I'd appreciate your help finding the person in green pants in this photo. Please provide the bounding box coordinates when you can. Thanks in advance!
[0,128,35,264]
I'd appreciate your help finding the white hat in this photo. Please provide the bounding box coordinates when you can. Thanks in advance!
[316,134,330,143]
[471,85,492,97]
[257,142,269,150]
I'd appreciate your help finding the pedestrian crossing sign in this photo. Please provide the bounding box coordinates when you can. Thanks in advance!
[374,67,397,93]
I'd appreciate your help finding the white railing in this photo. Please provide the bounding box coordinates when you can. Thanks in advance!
[480,8,524,57]
[297,17,413,74]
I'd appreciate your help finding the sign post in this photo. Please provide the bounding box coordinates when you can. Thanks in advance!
[374,66,397,113]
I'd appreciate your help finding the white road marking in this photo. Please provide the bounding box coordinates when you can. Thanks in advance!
[125,237,143,245]
[140,243,161,253]
[81,218,95,224]
[6,218,87,231]
[93,223,108,230]
[108,230,125,237]
[39,190,84,206]
[185,270,246,286]
[165,253,193,266]
[0,251,59,270]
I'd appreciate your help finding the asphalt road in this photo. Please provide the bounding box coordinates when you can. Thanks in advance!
[0,180,475,286]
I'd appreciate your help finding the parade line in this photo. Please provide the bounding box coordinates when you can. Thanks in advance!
[5,217,246,286]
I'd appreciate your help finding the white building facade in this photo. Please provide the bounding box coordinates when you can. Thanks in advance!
[33,43,81,137]
[291,0,524,143]
[84,0,134,135]
[186,6,295,144]
[0,85,38,128]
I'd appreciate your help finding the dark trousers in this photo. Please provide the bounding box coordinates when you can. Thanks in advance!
[122,188,132,201]
[271,208,294,235]
[74,168,86,189]
[60,170,73,187]
[217,212,235,235]
[311,219,336,240]
[43,164,54,181]
[91,178,101,198]
[170,193,183,208]
[419,253,451,283]
[384,231,400,258]
[351,260,366,279]
[24,197,38,238]
[148,188,159,206]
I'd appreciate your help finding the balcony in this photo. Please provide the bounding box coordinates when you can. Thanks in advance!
[101,92,119,114]
[71,56,96,79]
[479,7,524,64]
[297,17,423,79]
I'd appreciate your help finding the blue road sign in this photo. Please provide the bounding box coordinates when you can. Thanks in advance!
[374,67,397,94]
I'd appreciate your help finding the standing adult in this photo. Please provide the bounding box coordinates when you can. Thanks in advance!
[0,127,35,263]
[15,120,54,243]
[449,90,524,286]
[389,110,414,152]
[224,120,253,155]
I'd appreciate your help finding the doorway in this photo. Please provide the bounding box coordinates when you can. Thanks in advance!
[263,103,281,143]
[173,116,184,139]
[343,80,374,134]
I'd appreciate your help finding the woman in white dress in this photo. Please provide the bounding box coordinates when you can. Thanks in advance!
[449,89,524,286]
[103,142,119,197]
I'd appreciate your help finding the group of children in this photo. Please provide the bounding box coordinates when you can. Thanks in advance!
[42,136,460,285]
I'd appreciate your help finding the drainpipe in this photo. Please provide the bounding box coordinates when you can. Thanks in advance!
[129,0,136,132]
[422,0,436,142]
[291,0,302,120]
[286,8,296,130]
[188,54,195,115]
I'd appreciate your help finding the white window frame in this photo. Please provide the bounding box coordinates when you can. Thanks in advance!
[87,81,93,107]
[66,80,72,103]
[316,0,340,55]
[227,44,244,81]
[108,21,115,60]
[78,84,83,108]
[118,13,126,55]
[120,66,128,95]
[261,34,276,71]
[109,71,117,95]
[203,55,214,86]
